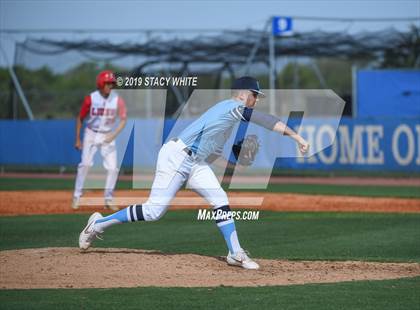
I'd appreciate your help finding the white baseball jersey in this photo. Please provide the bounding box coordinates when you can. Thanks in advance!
[79,90,127,132]
[74,90,126,200]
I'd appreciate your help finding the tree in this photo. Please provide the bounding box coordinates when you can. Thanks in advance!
[380,25,420,68]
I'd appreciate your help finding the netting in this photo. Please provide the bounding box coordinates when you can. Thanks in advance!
[15,28,416,69]
[6,26,419,119]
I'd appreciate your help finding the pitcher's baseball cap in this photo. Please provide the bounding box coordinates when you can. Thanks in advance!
[232,76,265,97]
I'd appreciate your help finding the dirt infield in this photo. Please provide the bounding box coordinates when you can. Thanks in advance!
[1,188,419,290]
[1,247,419,289]
[0,190,419,216]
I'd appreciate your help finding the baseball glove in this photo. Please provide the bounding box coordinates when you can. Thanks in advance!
[232,134,260,166]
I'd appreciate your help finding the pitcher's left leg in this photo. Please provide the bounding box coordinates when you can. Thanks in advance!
[186,163,259,269]
[186,163,241,253]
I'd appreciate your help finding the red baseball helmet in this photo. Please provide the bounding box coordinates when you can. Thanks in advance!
[96,70,116,89]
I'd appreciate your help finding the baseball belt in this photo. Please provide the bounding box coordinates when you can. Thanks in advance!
[171,138,193,156]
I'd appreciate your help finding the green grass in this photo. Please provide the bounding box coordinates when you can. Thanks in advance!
[0,178,78,190]
[1,211,419,262]
[269,168,420,178]
[0,277,419,310]
[1,211,419,309]
[1,177,419,198]
[3,165,420,178]
[0,177,139,190]
[263,183,420,198]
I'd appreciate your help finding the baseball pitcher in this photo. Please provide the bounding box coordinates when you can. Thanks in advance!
[72,70,127,211]
[79,76,309,269]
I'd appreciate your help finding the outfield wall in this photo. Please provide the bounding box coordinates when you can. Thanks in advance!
[285,118,420,171]
[0,118,419,172]
[357,70,420,118]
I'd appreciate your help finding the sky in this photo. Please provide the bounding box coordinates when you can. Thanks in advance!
[0,0,419,67]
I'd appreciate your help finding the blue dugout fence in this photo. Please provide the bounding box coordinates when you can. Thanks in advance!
[0,118,419,172]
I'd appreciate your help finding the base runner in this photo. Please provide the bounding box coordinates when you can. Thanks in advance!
[72,70,127,211]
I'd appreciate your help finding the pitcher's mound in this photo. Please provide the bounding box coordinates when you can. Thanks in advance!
[1,247,419,289]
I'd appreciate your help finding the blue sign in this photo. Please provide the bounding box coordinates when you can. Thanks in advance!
[272,16,293,36]
[1,118,419,172]
[357,70,420,118]
[274,118,420,172]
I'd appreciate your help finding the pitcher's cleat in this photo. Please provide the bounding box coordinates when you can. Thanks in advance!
[72,197,80,210]
[79,212,103,250]
[227,249,260,270]
[105,198,119,211]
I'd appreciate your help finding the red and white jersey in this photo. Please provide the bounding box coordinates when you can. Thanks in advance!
[79,90,127,132]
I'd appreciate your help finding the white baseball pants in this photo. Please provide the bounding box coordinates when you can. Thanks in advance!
[73,127,119,199]
[141,139,229,221]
